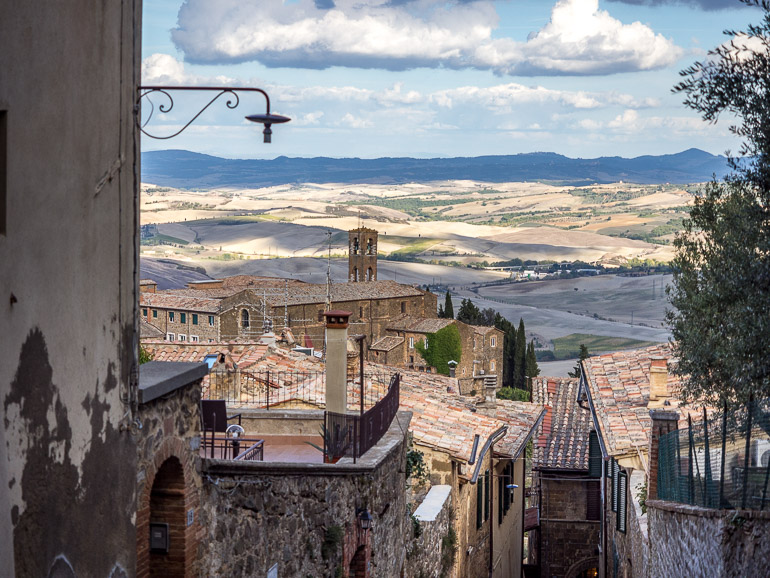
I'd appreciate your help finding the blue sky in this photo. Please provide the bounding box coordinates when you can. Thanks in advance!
[141,0,758,160]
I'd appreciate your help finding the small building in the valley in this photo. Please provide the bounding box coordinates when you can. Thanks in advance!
[530,376,600,578]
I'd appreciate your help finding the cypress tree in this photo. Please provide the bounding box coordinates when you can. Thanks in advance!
[526,340,540,393]
[514,318,527,389]
[444,291,454,319]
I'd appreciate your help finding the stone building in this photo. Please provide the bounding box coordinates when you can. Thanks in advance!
[349,226,378,282]
[530,377,600,578]
[372,316,504,393]
[0,1,141,575]
[399,370,545,577]
[140,275,438,347]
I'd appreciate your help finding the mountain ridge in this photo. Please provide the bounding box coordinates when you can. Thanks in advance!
[141,148,730,188]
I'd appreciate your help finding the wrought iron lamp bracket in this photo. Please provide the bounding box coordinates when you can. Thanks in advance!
[136,86,289,142]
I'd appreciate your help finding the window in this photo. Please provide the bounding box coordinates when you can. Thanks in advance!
[169,311,175,322]
[241,309,250,328]
[208,315,214,326]
[588,430,602,478]
[178,334,186,342]
[166,333,175,341]
[503,462,512,514]
[498,475,504,525]
[180,312,186,324]
[408,337,414,349]
[462,368,466,375]
[401,301,406,314]
[190,335,199,343]
[473,338,477,350]
[484,470,490,521]
[141,307,147,317]
[318,310,324,322]
[490,360,496,372]
[152,309,158,318]
[359,306,363,318]
[424,337,429,349]
[410,355,414,364]
[192,314,198,325]
[490,336,497,347]
[611,458,620,513]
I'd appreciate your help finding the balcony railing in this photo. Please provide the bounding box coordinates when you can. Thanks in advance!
[324,373,400,463]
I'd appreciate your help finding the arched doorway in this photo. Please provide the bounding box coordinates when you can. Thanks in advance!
[149,457,186,577]
[349,545,367,578]
[566,557,599,578]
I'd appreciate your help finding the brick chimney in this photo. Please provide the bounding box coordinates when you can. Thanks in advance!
[647,356,670,407]
[324,311,351,415]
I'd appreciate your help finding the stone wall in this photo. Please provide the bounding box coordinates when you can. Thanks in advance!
[406,486,454,578]
[197,412,412,577]
[136,365,206,578]
[647,500,770,578]
[606,469,648,578]
[537,473,600,578]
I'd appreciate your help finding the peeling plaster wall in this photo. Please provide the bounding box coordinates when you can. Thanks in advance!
[0,0,141,575]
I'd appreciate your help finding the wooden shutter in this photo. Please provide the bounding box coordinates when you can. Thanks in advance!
[476,474,483,529]
[503,463,511,514]
[498,476,504,524]
[586,480,601,521]
[589,431,602,478]
[484,470,490,521]
[611,459,620,513]
[617,471,627,533]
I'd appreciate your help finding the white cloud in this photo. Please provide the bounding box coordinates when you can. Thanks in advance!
[142,53,235,85]
[170,0,682,76]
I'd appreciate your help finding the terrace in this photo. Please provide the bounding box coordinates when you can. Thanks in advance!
[198,311,401,465]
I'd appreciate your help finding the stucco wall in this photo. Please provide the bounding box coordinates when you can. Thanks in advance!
[0,0,141,576]
[406,485,454,578]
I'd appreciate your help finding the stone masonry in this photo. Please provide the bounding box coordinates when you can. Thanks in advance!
[197,412,412,577]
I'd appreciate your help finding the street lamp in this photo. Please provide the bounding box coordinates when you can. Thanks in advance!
[137,86,290,143]
[356,508,373,532]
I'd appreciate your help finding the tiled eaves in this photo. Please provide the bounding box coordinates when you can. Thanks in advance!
[140,292,222,313]
[582,343,690,457]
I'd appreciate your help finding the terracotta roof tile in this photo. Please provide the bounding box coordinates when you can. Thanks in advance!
[370,336,405,352]
[532,377,591,470]
[140,292,221,313]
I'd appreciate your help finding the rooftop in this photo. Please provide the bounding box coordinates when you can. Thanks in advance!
[532,376,591,471]
[387,315,455,334]
[139,292,222,313]
[582,343,690,457]
[370,335,405,352]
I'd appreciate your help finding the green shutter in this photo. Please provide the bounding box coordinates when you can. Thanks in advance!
[152,309,157,318]
[484,470,490,521]
[180,312,186,324]
[192,314,198,325]
[589,431,602,478]
[476,476,483,529]
[617,471,627,533]
[498,475,503,524]
[611,459,620,513]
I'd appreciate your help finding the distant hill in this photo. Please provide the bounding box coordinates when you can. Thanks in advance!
[141,148,730,188]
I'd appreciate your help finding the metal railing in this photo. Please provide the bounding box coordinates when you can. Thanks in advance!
[324,373,400,463]
[658,399,770,510]
[205,368,393,411]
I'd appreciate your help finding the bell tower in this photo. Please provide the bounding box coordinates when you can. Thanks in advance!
[348,227,378,282]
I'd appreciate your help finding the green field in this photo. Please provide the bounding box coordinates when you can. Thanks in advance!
[551,333,658,360]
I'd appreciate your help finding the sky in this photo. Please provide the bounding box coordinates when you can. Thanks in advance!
[141,0,760,160]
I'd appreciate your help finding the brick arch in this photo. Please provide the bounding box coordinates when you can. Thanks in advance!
[137,437,199,578]
[565,557,600,578]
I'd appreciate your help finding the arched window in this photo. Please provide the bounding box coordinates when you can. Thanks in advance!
[367,267,373,281]
[366,238,373,255]
[241,309,250,328]
[353,267,359,282]
[352,237,359,254]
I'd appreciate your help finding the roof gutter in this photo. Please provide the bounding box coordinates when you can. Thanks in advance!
[580,372,608,459]
[470,426,508,484]
[512,406,547,461]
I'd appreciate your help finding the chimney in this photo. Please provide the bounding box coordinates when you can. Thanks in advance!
[647,356,669,407]
[647,409,679,501]
[324,311,352,415]
[483,376,497,407]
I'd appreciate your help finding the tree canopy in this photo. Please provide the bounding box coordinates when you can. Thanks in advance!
[669,0,770,406]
